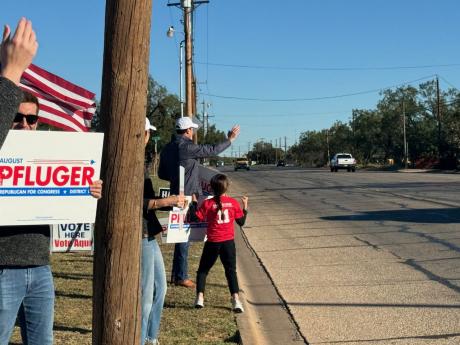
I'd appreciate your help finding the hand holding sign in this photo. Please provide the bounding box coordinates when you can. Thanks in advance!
[89,180,103,199]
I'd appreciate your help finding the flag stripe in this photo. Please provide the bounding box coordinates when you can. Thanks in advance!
[20,82,94,121]
[21,71,95,112]
[27,64,95,106]
[39,104,88,132]
[18,64,96,132]
[39,109,88,132]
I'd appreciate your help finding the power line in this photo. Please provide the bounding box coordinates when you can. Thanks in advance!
[200,75,436,102]
[195,61,460,72]
[438,75,459,90]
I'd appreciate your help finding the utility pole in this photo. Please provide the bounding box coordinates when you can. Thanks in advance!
[93,1,151,344]
[279,137,282,159]
[284,136,287,159]
[326,129,330,166]
[436,76,442,159]
[275,138,278,162]
[168,0,209,143]
[402,100,408,169]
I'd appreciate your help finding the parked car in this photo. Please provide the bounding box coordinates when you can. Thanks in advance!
[276,160,286,167]
[330,153,356,172]
[234,158,250,171]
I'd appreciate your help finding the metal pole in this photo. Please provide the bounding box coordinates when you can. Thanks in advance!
[179,40,184,117]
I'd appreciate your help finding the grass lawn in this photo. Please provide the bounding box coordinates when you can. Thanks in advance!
[9,176,239,345]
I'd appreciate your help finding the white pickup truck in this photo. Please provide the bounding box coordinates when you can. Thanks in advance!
[330,153,356,172]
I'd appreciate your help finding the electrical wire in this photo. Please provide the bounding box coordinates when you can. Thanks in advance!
[438,75,459,90]
[200,75,436,102]
[195,61,460,72]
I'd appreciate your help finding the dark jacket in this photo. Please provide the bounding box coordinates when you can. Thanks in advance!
[0,76,23,149]
[0,77,50,267]
[160,135,231,195]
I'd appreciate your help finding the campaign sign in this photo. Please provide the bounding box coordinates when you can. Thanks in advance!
[51,223,93,252]
[163,211,207,243]
[158,187,170,198]
[0,131,103,226]
[199,165,217,197]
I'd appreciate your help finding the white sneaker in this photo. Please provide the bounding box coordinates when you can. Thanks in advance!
[231,298,244,313]
[194,296,204,309]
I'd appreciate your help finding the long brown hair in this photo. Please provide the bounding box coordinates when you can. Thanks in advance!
[210,174,229,221]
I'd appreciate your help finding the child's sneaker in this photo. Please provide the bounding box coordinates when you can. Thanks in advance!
[231,297,244,313]
[194,295,204,309]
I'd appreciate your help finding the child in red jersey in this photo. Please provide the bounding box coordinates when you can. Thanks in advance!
[194,174,248,313]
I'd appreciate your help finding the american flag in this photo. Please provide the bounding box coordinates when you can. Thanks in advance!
[19,64,96,132]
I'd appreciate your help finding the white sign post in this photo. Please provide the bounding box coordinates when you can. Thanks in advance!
[0,131,104,226]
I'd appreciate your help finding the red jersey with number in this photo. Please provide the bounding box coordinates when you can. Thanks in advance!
[196,196,244,242]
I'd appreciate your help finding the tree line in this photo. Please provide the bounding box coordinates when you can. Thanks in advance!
[253,78,460,169]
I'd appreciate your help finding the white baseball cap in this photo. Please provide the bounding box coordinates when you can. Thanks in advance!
[145,118,156,131]
[175,116,199,130]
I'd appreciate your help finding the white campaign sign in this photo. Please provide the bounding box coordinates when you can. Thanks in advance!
[162,167,219,244]
[0,131,104,226]
[51,223,94,252]
[163,210,207,243]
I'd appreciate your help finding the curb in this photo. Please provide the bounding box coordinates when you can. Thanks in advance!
[235,228,307,345]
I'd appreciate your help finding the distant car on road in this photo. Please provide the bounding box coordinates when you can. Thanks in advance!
[234,158,250,171]
[277,160,286,167]
[216,160,224,167]
[330,153,356,172]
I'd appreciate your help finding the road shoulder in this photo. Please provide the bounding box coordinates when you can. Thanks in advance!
[235,227,306,345]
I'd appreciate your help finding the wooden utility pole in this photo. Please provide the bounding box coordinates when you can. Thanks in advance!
[402,100,408,169]
[436,76,442,158]
[168,0,208,144]
[93,1,152,344]
[184,1,193,119]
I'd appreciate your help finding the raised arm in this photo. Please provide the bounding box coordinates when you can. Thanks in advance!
[0,18,38,149]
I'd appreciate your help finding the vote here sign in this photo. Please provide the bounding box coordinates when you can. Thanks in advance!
[0,130,103,226]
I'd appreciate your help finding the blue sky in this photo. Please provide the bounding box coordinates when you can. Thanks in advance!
[1,1,459,154]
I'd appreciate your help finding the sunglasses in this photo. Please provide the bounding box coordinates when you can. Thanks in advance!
[14,113,39,125]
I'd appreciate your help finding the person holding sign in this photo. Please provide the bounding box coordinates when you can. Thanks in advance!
[0,18,38,149]
[0,90,102,345]
[142,117,184,345]
[159,117,240,288]
[193,174,248,313]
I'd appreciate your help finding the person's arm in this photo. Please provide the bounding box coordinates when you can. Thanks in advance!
[0,77,22,148]
[235,196,248,227]
[146,194,184,210]
[0,18,38,149]
[182,125,240,159]
[235,209,248,227]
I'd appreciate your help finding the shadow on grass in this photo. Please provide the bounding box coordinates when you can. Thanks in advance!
[53,272,92,280]
[55,291,91,299]
[164,302,232,312]
[54,324,91,334]
[224,330,240,343]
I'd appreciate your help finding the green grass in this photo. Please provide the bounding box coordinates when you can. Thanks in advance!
[9,174,239,345]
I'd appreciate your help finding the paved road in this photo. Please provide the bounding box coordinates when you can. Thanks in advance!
[224,166,460,345]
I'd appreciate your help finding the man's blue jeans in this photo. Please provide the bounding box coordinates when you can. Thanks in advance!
[172,242,190,282]
[141,238,167,344]
[0,265,54,345]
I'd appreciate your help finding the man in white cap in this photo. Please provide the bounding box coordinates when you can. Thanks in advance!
[159,117,240,288]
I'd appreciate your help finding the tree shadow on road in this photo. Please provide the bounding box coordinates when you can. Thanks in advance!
[321,208,460,224]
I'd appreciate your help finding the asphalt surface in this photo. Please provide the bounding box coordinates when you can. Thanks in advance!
[223,166,460,345]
